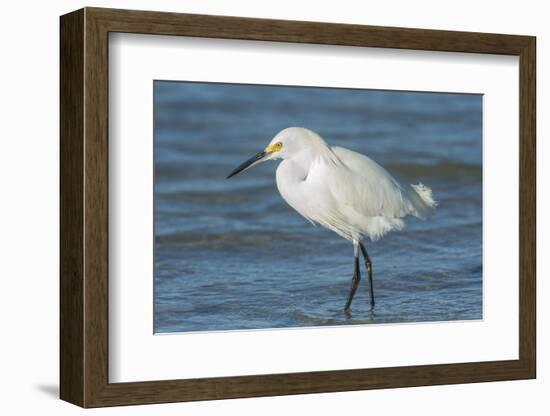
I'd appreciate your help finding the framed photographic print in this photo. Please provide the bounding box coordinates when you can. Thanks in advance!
[60,7,536,408]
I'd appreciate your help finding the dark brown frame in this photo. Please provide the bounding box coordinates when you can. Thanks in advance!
[60,7,536,408]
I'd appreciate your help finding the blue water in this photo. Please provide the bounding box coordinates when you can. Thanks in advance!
[153,81,482,333]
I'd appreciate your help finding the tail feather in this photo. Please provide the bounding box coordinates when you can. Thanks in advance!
[409,183,437,219]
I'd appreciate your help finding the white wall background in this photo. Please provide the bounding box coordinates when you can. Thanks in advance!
[0,0,545,414]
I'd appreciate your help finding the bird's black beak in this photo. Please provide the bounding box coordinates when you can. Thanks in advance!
[226,150,268,179]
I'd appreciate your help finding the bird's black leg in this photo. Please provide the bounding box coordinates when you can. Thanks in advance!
[344,252,361,312]
[359,241,375,309]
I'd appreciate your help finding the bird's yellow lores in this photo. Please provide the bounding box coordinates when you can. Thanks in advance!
[227,127,437,312]
[265,141,283,153]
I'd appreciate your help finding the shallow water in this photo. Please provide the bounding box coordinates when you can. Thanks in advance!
[153,81,482,333]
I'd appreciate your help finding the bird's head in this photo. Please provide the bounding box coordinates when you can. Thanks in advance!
[226,127,326,178]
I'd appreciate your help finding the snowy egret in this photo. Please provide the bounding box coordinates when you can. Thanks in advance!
[227,127,437,312]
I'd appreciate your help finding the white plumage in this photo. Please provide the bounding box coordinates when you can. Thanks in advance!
[272,127,437,241]
[227,126,437,311]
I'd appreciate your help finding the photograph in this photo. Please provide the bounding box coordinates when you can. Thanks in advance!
[53,4,538,409]
[153,81,483,333]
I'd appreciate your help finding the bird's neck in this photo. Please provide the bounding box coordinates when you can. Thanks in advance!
[282,147,337,181]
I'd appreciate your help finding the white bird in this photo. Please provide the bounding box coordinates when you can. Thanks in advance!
[227,127,437,312]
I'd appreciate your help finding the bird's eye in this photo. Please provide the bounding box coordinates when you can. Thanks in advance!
[274,142,283,151]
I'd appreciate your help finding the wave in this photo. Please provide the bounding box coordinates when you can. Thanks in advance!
[292,309,376,326]
[156,229,307,248]
[385,162,481,181]
[155,216,481,251]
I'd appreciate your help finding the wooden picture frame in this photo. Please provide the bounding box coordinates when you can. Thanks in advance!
[60,7,536,408]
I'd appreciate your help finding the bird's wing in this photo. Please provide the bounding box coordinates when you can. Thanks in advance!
[282,145,435,241]
[324,146,422,219]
